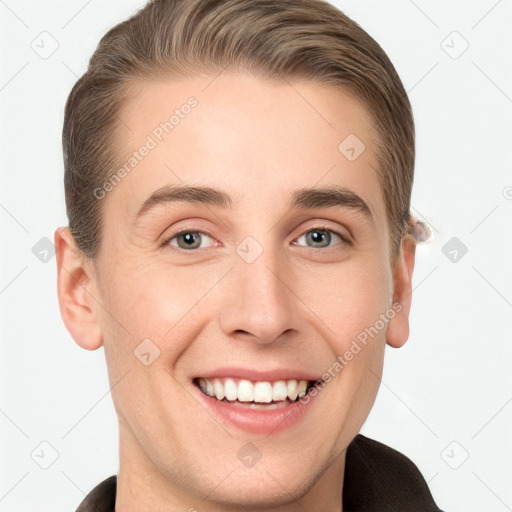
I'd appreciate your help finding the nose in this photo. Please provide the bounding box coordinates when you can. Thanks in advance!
[218,242,299,345]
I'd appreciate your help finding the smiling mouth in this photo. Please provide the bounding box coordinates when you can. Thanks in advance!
[194,377,318,408]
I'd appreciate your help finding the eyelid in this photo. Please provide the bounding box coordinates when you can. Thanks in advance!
[289,219,352,243]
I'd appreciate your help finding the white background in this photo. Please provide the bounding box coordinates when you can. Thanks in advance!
[1,1,511,511]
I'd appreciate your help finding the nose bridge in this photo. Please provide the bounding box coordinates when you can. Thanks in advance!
[219,236,297,344]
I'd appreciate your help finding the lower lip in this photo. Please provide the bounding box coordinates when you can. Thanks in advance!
[192,383,321,435]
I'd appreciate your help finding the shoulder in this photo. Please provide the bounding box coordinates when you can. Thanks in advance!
[75,475,116,512]
[343,434,444,512]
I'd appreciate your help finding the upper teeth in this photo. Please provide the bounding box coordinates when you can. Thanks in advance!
[197,378,310,403]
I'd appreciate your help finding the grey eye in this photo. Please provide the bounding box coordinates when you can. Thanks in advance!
[169,231,215,250]
[295,229,342,248]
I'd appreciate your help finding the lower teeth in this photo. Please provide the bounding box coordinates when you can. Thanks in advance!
[230,400,290,409]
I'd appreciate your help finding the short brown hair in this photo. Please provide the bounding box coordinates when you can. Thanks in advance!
[63,0,415,261]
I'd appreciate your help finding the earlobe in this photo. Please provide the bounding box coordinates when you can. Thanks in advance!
[386,236,416,349]
[54,227,103,351]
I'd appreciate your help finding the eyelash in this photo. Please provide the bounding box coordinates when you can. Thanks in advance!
[161,226,351,252]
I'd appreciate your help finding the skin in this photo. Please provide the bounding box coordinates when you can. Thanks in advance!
[55,72,415,512]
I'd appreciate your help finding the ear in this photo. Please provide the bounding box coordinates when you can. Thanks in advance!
[386,236,416,349]
[54,227,103,351]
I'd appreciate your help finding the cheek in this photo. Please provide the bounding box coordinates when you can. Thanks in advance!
[311,261,389,435]
[97,261,202,419]
[97,257,223,358]
[298,257,391,350]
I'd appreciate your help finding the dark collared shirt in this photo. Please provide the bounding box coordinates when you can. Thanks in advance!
[76,434,444,511]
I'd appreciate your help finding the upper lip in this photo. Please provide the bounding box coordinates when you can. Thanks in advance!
[194,367,322,382]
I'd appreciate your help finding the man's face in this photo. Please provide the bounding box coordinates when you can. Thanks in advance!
[68,73,410,508]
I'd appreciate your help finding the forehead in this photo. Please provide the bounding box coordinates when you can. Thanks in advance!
[106,72,386,229]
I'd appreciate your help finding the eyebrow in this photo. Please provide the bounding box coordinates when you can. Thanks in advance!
[135,184,373,222]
